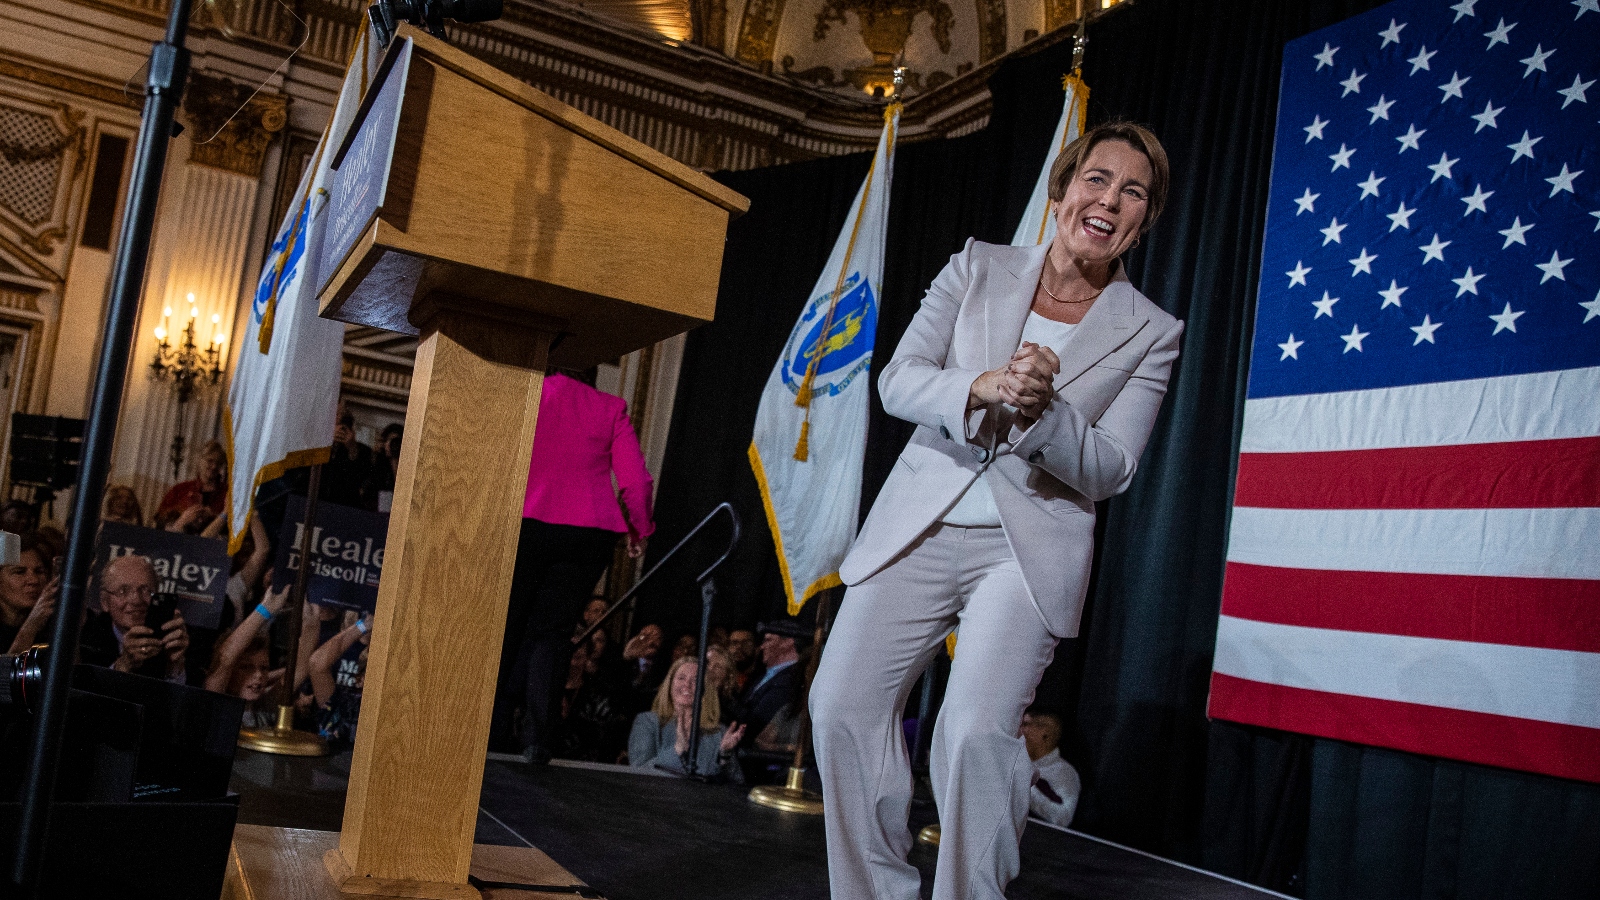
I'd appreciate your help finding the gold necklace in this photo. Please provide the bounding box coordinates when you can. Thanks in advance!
[1039,277,1103,305]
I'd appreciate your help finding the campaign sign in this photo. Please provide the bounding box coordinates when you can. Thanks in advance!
[92,523,231,630]
[275,496,388,612]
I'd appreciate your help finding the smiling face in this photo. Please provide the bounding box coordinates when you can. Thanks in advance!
[1051,139,1154,271]
[669,660,699,711]
[100,556,157,631]
[0,549,46,622]
[231,646,274,701]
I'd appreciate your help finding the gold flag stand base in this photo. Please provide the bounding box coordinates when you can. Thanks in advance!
[748,766,823,815]
[917,824,941,848]
[237,704,329,757]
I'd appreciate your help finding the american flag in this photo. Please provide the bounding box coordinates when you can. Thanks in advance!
[1207,0,1600,784]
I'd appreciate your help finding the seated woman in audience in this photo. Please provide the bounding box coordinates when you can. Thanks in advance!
[628,656,744,781]
[704,645,739,725]
[205,583,288,726]
[0,534,56,654]
[101,485,144,527]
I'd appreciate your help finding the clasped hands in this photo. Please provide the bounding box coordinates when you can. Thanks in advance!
[969,342,1061,426]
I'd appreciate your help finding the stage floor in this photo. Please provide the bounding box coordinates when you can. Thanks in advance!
[229,749,1287,900]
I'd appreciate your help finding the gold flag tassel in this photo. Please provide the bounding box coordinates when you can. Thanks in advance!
[794,420,810,462]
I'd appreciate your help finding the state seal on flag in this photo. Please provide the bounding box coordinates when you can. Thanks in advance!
[781,272,877,400]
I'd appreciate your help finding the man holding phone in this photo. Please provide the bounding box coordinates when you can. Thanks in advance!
[79,555,190,683]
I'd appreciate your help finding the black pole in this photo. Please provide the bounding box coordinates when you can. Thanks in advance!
[278,464,322,705]
[9,0,194,891]
[682,575,716,777]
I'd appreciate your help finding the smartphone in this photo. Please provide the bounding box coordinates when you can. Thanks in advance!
[145,592,179,630]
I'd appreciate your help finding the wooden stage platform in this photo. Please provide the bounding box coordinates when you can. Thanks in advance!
[229,749,1290,900]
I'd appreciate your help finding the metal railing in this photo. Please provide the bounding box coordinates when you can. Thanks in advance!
[572,501,739,778]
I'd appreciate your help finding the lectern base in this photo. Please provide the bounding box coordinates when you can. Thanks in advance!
[224,824,587,900]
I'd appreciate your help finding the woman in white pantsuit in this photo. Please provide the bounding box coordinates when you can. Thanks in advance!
[810,122,1182,900]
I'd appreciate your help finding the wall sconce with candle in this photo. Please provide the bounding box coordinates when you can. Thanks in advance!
[149,292,227,479]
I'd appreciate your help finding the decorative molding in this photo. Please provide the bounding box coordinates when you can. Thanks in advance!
[1043,0,1082,32]
[975,0,1006,62]
[733,0,785,68]
[0,92,86,262]
[182,73,288,178]
[0,57,142,111]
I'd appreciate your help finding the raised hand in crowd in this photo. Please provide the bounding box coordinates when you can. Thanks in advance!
[623,623,663,662]
[167,503,214,535]
[206,583,289,694]
[7,573,58,655]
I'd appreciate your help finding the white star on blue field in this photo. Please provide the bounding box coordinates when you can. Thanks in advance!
[1251,0,1599,399]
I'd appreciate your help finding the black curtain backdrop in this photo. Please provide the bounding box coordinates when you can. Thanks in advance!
[644,0,1600,897]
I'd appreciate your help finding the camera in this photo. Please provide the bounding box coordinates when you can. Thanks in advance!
[2,644,47,713]
[369,0,504,45]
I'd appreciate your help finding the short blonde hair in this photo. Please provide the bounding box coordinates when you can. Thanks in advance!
[651,655,721,730]
[1047,121,1170,235]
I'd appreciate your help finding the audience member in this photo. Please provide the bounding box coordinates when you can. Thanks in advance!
[155,440,228,529]
[308,610,372,748]
[205,583,289,727]
[1021,711,1080,829]
[323,404,374,509]
[726,627,759,695]
[101,484,145,526]
[491,368,654,765]
[0,501,39,536]
[0,534,56,654]
[223,514,274,626]
[669,633,697,666]
[704,645,738,724]
[735,618,809,750]
[628,657,744,780]
[621,623,665,713]
[360,423,403,512]
[79,555,190,683]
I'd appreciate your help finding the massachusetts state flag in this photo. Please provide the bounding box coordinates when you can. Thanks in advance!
[750,105,899,614]
[1012,75,1088,247]
[225,29,379,553]
[1209,0,1600,783]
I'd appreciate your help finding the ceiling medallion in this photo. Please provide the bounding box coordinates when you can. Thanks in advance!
[813,0,954,96]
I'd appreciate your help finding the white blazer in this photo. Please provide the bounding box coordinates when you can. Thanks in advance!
[838,238,1183,637]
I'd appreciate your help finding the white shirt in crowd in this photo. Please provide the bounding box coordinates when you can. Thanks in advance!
[1029,748,1081,828]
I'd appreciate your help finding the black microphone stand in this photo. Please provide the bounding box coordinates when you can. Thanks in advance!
[7,0,196,893]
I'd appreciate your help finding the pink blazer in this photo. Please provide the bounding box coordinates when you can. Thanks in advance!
[523,373,656,541]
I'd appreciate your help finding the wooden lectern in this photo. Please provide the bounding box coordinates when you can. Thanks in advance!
[224,25,746,900]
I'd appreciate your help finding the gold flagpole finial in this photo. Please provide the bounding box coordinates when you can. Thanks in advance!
[1071,3,1090,76]
[892,66,906,101]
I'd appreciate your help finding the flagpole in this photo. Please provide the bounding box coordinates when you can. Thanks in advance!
[238,463,330,755]
[750,64,906,815]
[8,1,198,892]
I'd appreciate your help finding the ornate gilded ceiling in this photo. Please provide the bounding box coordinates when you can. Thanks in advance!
[559,0,1092,97]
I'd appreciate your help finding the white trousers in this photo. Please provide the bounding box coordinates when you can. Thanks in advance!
[811,524,1059,900]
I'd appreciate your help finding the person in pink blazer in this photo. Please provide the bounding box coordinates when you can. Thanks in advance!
[490,370,656,763]
[810,123,1183,900]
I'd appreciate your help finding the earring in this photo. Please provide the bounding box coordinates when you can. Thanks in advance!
[1132,237,1141,248]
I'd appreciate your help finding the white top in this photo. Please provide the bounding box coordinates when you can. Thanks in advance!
[1029,748,1082,827]
[941,313,1077,526]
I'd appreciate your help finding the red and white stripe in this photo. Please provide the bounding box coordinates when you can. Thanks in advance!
[1210,366,1600,784]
